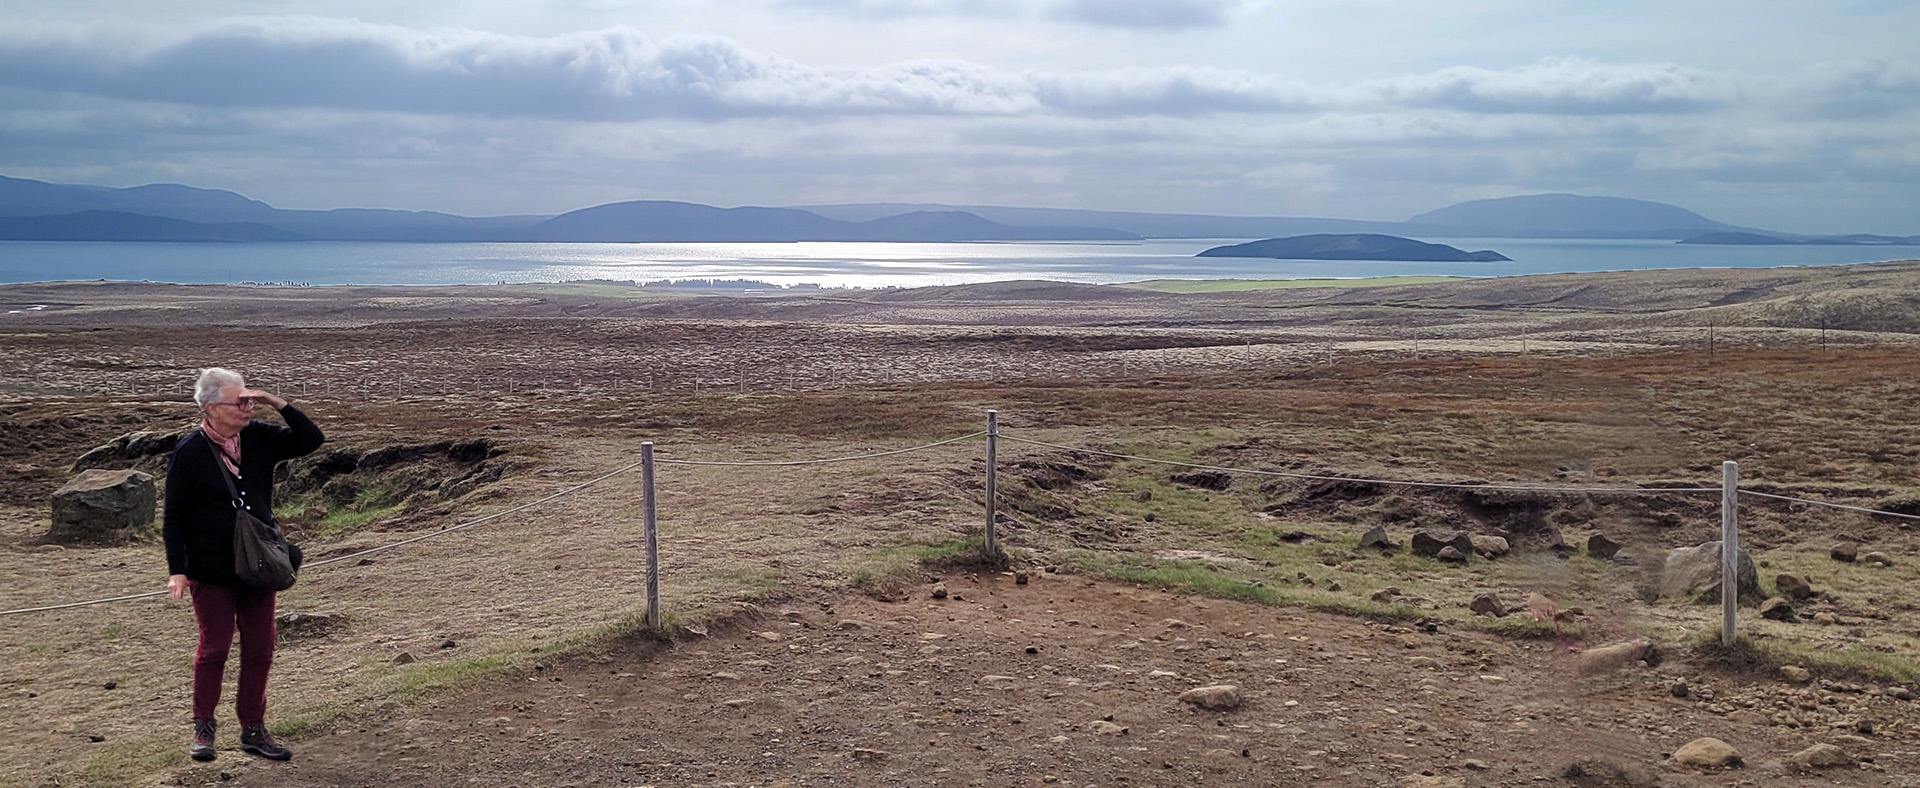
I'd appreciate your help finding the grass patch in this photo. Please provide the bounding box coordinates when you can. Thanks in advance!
[79,739,183,788]
[1120,276,1467,293]
[1694,634,1920,685]
[846,535,1019,593]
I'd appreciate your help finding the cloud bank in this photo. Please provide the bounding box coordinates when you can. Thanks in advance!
[0,20,1756,120]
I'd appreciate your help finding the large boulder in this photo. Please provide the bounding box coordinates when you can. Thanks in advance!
[49,469,157,543]
[1657,541,1761,605]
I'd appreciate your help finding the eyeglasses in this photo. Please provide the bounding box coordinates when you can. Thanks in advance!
[216,398,258,409]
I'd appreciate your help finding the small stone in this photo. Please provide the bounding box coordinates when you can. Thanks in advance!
[1759,597,1795,621]
[102,681,116,690]
[1469,535,1509,558]
[1860,551,1894,567]
[1462,759,1489,770]
[1886,686,1913,701]
[1669,737,1741,770]
[1089,720,1129,735]
[1830,542,1859,563]
[837,619,867,631]
[850,748,890,760]
[930,583,948,599]
[1133,489,1152,502]
[1024,646,1039,655]
[1326,581,1341,592]
[86,734,105,743]
[1435,546,1468,563]
[1371,589,1398,604]
[1178,684,1244,710]
[756,631,784,641]
[1359,525,1397,551]
[1014,571,1030,585]
[1774,573,1815,601]
[392,651,415,665]
[1468,592,1505,617]
[440,639,458,649]
[1670,680,1690,698]
[1812,612,1839,625]
[1587,533,1623,559]
[1779,665,1812,684]
[1786,743,1850,770]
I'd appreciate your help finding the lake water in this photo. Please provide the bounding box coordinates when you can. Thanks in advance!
[0,238,1914,288]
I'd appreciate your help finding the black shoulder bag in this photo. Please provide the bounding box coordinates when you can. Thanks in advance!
[208,441,300,591]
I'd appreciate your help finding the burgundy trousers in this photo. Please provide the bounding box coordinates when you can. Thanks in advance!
[188,581,276,725]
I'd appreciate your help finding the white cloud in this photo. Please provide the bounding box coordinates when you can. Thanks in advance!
[0,20,1756,121]
[781,0,1263,29]
[1370,58,1736,115]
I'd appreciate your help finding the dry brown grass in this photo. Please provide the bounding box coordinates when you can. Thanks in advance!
[5,270,1920,785]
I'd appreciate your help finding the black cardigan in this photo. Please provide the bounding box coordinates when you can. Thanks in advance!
[163,405,325,586]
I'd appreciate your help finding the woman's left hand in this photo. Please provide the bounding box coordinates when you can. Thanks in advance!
[239,389,288,410]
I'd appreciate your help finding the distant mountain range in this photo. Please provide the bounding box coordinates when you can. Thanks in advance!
[0,174,1894,244]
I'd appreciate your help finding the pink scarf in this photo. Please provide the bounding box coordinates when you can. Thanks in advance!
[201,422,242,476]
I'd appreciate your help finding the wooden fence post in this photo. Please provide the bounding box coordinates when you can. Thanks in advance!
[1722,460,1739,646]
[643,442,661,629]
[984,410,999,556]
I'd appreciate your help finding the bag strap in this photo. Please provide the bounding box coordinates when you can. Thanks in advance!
[203,436,246,511]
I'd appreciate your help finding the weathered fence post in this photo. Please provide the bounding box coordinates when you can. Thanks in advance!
[643,441,661,629]
[984,410,999,556]
[1722,460,1739,646]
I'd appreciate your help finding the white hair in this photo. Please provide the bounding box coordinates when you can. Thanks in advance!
[193,367,246,406]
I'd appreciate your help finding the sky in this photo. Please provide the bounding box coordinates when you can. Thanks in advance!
[0,1,1916,233]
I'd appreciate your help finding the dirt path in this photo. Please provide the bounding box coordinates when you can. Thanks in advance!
[197,571,1916,788]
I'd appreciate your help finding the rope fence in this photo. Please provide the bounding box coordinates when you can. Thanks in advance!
[7,410,1918,650]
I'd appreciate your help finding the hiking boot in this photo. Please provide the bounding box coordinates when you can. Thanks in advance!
[239,725,292,761]
[190,718,216,762]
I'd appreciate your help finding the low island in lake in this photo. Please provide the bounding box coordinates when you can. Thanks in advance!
[1197,234,1510,262]
[1678,231,1920,246]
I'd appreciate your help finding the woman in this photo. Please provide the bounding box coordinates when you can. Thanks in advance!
[163,367,324,762]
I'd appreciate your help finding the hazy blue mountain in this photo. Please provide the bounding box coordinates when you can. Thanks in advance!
[522,202,1139,242]
[0,211,302,242]
[0,175,280,223]
[1197,234,1510,262]
[851,211,1136,241]
[260,209,546,241]
[0,174,1889,244]
[799,202,1398,238]
[0,175,542,240]
[1407,194,1740,238]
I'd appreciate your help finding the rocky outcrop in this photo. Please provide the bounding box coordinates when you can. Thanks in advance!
[48,469,156,543]
[69,429,190,473]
